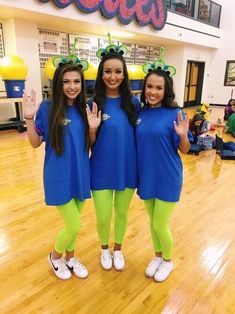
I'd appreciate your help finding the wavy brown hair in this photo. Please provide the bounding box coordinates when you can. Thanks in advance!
[49,64,88,155]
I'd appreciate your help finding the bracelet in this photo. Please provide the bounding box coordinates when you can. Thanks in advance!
[24,116,35,120]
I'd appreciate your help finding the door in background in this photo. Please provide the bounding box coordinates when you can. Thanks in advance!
[184,61,205,107]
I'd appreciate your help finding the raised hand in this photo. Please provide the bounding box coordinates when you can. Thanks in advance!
[86,102,101,130]
[173,111,189,137]
[22,89,39,119]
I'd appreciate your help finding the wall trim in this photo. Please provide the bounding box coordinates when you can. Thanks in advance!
[166,22,220,39]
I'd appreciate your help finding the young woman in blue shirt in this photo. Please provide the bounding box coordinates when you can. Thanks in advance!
[88,51,140,271]
[136,68,190,282]
[23,63,98,280]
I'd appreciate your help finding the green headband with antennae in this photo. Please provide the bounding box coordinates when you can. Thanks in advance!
[52,37,89,71]
[96,33,129,59]
[142,47,176,77]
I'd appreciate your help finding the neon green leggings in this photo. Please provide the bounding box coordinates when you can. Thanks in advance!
[55,198,85,253]
[92,189,135,246]
[144,199,175,260]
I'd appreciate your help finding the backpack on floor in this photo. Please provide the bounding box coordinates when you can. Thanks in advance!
[223,141,235,151]
[215,135,235,160]
[197,135,215,150]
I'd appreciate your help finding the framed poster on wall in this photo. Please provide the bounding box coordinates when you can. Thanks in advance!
[38,29,68,67]
[149,46,160,61]
[98,37,119,49]
[69,34,99,64]
[224,60,235,86]
[134,44,150,65]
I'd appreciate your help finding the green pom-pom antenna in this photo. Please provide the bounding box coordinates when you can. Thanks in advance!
[52,37,89,71]
[105,33,116,53]
[142,47,176,77]
[52,56,65,67]
[118,45,128,56]
[142,62,154,74]
[96,48,106,59]
[79,60,89,71]
[164,65,176,77]
[66,55,78,64]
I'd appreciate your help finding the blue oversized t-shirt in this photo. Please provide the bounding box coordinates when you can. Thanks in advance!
[90,96,140,190]
[136,106,191,202]
[35,100,91,205]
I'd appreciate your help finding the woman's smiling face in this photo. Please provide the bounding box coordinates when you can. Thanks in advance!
[145,73,165,107]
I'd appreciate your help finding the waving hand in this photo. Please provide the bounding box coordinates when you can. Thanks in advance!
[22,89,39,119]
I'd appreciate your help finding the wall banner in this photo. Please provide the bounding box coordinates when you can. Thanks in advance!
[38,0,167,30]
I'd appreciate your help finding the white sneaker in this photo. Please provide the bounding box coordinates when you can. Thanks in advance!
[48,253,72,280]
[154,261,173,282]
[66,257,88,279]
[145,257,163,278]
[113,250,125,271]
[100,249,112,270]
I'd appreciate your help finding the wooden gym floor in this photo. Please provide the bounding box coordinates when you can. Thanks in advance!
[0,106,234,314]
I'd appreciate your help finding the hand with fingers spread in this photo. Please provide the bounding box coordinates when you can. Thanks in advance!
[86,102,101,130]
[173,111,189,138]
[22,89,39,119]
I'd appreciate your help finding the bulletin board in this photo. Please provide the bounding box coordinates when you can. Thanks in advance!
[68,34,99,64]
[98,38,119,50]
[134,44,150,64]
[149,46,160,61]
[38,29,68,67]
[38,28,160,69]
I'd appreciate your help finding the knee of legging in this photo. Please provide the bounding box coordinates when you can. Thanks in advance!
[152,221,167,236]
[97,216,111,228]
[66,223,81,236]
[115,210,127,221]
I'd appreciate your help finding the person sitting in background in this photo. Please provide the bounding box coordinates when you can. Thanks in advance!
[197,102,210,121]
[189,113,210,143]
[224,102,235,135]
[224,99,235,121]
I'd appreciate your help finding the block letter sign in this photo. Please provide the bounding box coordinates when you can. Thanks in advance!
[38,0,167,30]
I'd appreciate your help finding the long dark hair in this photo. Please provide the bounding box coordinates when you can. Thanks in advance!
[227,98,235,107]
[94,52,136,126]
[189,113,205,137]
[141,69,178,109]
[49,63,88,155]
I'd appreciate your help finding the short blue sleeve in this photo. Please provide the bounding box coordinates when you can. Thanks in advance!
[35,100,50,141]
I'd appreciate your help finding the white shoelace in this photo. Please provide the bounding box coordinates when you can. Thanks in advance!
[57,258,70,273]
[70,257,86,269]
[114,251,123,260]
[102,251,112,260]
[157,262,171,275]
